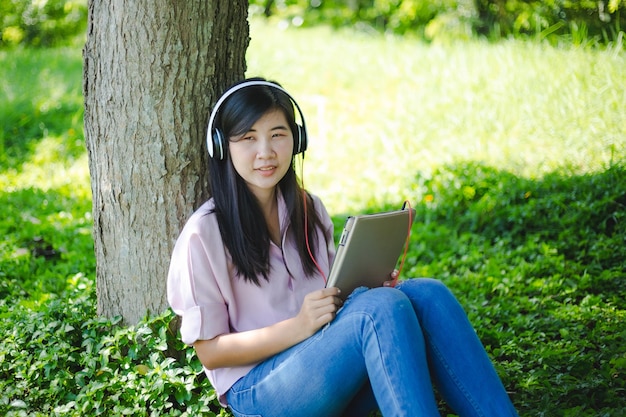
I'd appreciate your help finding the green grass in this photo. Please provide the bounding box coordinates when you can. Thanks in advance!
[0,47,91,308]
[0,47,85,167]
[246,19,626,213]
[1,18,625,417]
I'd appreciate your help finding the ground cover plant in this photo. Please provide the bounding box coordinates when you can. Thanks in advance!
[1,18,625,417]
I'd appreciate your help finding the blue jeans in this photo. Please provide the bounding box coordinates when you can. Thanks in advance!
[226,278,518,417]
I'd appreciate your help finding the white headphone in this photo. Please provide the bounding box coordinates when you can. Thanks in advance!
[206,80,308,160]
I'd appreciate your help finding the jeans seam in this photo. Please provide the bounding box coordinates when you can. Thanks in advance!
[357,310,405,416]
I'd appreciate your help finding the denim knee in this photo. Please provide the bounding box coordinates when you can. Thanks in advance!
[396,277,450,299]
[396,278,460,319]
[342,286,415,324]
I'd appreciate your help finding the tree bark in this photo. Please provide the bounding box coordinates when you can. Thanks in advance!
[83,0,249,325]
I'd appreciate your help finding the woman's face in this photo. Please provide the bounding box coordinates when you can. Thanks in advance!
[228,108,294,201]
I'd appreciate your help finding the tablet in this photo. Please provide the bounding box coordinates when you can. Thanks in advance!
[326,206,416,298]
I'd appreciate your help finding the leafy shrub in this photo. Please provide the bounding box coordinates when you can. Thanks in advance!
[413,162,626,273]
[0,182,224,415]
[0,276,224,416]
[406,162,626,416]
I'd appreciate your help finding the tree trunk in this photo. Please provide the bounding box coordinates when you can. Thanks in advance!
[83,0,249,325]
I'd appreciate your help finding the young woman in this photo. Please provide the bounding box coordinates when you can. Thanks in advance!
[167,78,519,417]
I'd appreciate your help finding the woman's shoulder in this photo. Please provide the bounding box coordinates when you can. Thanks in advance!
[304,191,322,208]
[178,198,220,236]
[193,198,217,217]
[307,192,330,217]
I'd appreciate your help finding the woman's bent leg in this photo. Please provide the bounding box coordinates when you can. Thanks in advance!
[226,287,440,417]
[396,278,519,417]
[342,287,440,416]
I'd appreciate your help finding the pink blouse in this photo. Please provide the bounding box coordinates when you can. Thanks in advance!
[167,192,335,405]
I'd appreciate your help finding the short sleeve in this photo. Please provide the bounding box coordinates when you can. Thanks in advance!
[167,210,231,345]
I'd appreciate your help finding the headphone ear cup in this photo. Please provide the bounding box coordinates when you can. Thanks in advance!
[294,124,307,155]
[212,129,225,160]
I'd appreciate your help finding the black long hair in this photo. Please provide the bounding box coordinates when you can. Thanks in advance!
[208,78,324,285]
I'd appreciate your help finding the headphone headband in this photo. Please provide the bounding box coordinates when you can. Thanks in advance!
[206,80,308,159]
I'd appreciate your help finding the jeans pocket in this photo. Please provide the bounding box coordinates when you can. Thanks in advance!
[227,392,263,417]
[227,383,263,417]
[228,407,262,417]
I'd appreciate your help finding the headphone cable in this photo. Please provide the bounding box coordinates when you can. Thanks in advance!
[300,156,327,284]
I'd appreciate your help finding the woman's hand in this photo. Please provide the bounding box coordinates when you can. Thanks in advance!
[195,287,343,370]
[295,287,343,337]
[383,269,400,288]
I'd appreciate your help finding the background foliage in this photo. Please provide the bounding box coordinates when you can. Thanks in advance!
[1,7,625,417]
[1,0,625,48]
[250,0,626,44]
[0,0,87,48]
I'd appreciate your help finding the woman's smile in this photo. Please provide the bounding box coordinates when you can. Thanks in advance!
[257,165,278,175]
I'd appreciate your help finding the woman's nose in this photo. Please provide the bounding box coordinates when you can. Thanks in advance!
[256,137,274,158]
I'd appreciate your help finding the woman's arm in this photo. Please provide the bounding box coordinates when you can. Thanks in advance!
[194,287,342,370]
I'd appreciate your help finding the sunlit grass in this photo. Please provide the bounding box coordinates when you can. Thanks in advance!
[0,136,90,196]
[2,22,624,214]
[0,47,91,286]
[246,18,626,212]
[0,47,88,200]
[0,47,84,167]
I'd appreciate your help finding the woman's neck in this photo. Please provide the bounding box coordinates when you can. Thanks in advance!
[256,188,281,247]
